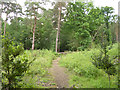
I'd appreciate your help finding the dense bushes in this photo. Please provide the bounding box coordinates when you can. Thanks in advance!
[2,34,34,89]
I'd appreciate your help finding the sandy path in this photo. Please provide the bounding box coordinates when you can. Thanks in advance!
[49,57,69,88]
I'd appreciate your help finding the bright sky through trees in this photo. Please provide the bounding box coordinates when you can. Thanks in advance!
[1,0,120,21]
[16,0,119,14]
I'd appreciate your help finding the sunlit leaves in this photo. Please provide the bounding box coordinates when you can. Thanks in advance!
[63,2,92,51]
[2,33,34,89]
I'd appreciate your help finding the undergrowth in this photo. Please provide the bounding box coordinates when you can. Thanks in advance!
[59,43,118,88]
[18,49,56,88]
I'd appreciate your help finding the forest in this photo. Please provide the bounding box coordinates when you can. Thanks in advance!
[0,0,119,89]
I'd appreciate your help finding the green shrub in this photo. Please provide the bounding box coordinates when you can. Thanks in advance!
[91,42,118,88]
[2,34,34,89]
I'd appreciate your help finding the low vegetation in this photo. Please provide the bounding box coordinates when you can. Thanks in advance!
[59,43,118,88]
[2,36,56,88]
[18,49,56,88]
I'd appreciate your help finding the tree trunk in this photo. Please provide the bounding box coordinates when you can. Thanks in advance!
[32,16,36,50]
[32,31,35,50]
[56,29,59,52]
[0,13,1,34]
[56,2,61,53]
[115,22,118,42]
[4,14,8,36]
[0,19,1,34]
[0,3,3,35]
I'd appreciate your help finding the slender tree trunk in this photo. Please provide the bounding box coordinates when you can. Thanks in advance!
[116,29,118,42]
[32,31,35,50]
[56,2,61,53]
[56,29,59,52]
[0,13,1,34]
[32,16,36,50]
[0,19,1,34]
[58,3,61,52]
[32,7,37,50]
[4,14,8,36]
[0,3,3,34]
[115,22,118,42]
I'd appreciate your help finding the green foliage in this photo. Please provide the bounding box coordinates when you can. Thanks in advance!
[60,49,102,78]
[52,2,66,29]
[59,43,118,88]
[91,48,117,75]
[1,2,22,17]
[19,49,56,88]
[25,1,45,17]
[69,74,118,88]
[2,33,34,89]
[62,2,92,51]
[91,39,117,87]
[2,1,117,51]
[100,6,117,44]
[6,9,55,50]
[35,10,56,50]
[60,2,117,51]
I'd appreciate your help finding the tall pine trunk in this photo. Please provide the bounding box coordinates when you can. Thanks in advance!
[0,3,3,34]
[0,18,1,34]
[56,2,61,53]
[4,14,8,36]
[56,29,59,52]
[32,16,36,50]
[115,22,118,42]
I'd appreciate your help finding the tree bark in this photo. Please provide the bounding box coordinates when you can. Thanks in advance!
[115,22,118,42]
[56,29,59,52]
[32,16,36,50]
[56,2,61,53]
[0,19,1,34]
[4,14,8,36]
[0,3,3,34]
[32,7,37,50]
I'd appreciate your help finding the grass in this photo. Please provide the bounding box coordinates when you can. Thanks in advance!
[1,43,118,88]
[0,56,2,90]
[18,49,56,88]
[59,43,118,88]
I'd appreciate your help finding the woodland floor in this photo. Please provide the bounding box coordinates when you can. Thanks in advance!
[48,57,69,88]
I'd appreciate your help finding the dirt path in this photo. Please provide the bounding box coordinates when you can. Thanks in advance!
[49,57,69,88]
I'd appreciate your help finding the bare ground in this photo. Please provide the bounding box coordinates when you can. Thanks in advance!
[48,57,69,88]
